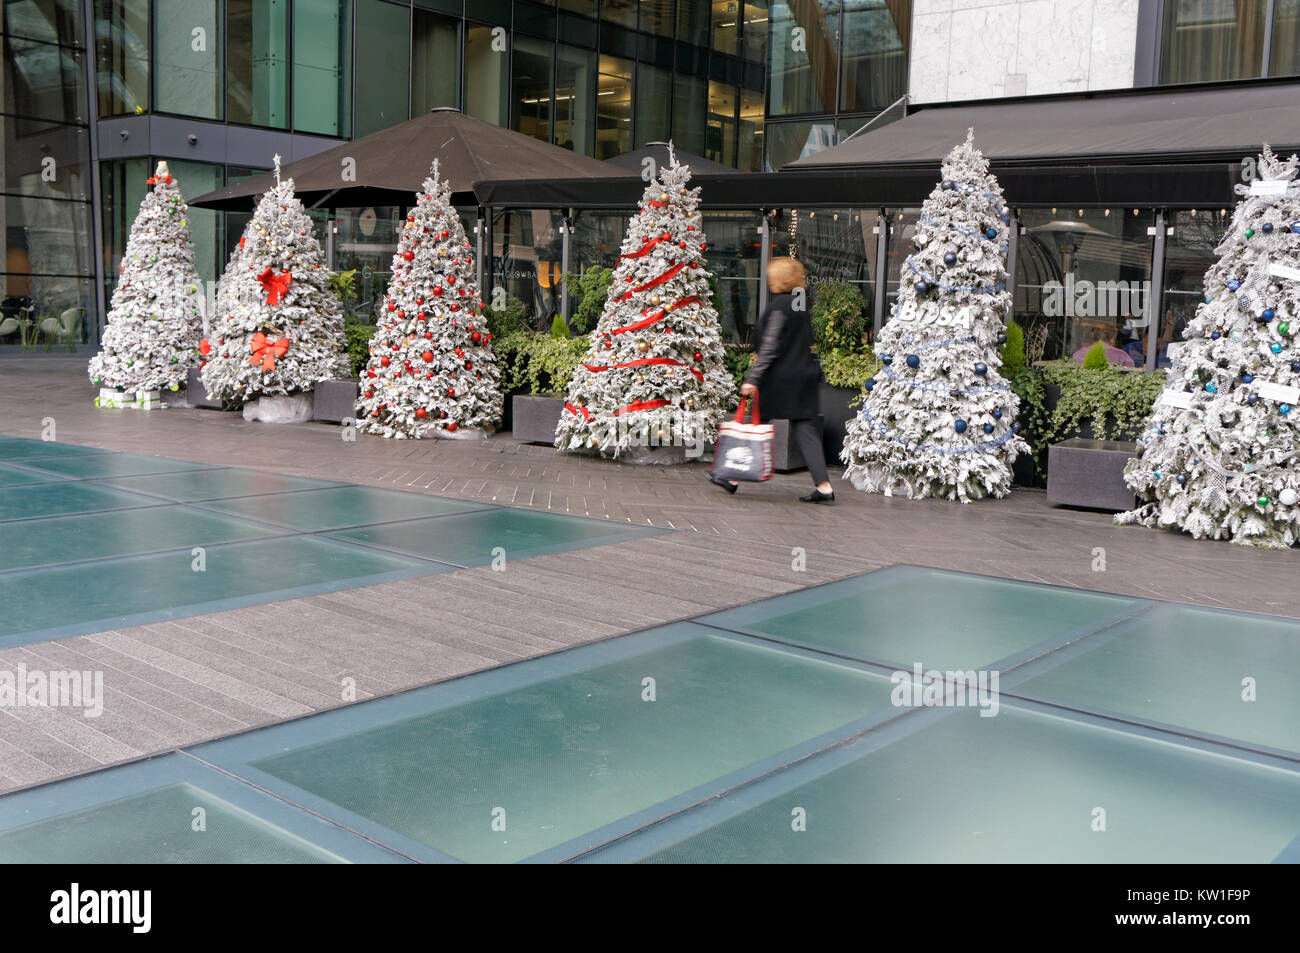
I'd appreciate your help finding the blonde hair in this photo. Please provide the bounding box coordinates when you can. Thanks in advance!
[767,257,806,294]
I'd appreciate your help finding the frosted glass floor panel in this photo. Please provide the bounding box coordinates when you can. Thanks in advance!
[1013,603,1300,757]
[0,755,405,863]
[202,484,490,531]
[0,463,68,487]
[330,509,665,567]
[699,565,1148,672]
[17,452,216,480]
[0,438,108,460]
[582,704,1300,864]
[104,467,343,502]
[190,624,899,863]
[0,481,162,521]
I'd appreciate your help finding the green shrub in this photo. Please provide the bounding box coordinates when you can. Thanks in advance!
[1082,339,1109,370]
[496,330,589,396]
[820,347,880,390]
[484,294,532,340]
[550,314,572,339]
[1041,360,1166,444]
[569,266,613,335]
[724,344,755,393]
[343,320,376,378]
[810,280,869,353]
[1001,317,1026,373]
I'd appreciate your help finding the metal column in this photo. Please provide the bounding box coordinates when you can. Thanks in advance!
[325,211,335,270]
[82,0,107,343]
[560,211,572,321]
[757,214,771,318]
[872,211,889,339]
[1005,211,1019,300]
[475,206,487,298]
[1146,210,1168,372]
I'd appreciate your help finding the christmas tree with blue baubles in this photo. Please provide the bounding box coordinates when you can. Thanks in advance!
[841,130,1027,501]
[1118,145,1300,548]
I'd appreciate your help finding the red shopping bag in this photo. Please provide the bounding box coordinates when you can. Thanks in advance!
[711,394,774,482]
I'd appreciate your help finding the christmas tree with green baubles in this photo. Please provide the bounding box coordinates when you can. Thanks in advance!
[201,158,345,405]
[556,145,735,457]
[1118,145,1300,548]
[88,160,202,405]
[355,161,502,438]
[841,130,1027,501]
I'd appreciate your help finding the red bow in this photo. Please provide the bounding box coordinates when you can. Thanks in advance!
[257,267,293,305]
[249,332,290,372]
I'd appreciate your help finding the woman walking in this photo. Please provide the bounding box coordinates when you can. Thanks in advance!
[710,257,834,503]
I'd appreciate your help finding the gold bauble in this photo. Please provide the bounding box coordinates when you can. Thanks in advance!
[659,192,669,202]
[634,374,644,382]
[637,340,649,353]
[649,295,661,306]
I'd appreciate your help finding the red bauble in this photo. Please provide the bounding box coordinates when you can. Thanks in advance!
[365,389,374,398]
[415,408,428,419]
[422,351,434,362]
[425,372,433,379]
[450,304,459,312]
[693,351,703,362]
[407,215,415,223]
[387,301,396,311]
[425,331,433,339]
[464,361,472,370]
[440,230,449,238]
[625,276,633,283]
[416,298,424,305]
[446,422,458,432]
[447,388,456,397]
[432,287,443,297]
[455,348,463,358]
[471,332,481,343]
[403,251,414,261]
[380,356,391,367]
[397,310,405,318]
[367,369,376,378]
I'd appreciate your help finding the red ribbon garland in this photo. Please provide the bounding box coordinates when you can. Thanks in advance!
[633,263,685,293]
[565,398,672,423]
[583,356,704,382]
[610,295,699,336]
[564,401,592,422]
[619,236,669,260]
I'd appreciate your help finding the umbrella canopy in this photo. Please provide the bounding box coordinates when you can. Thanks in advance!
[188,108,619,211]
[602,142,742,176]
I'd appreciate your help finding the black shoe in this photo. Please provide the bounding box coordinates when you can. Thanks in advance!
[709,474,738,494]
[799,489,835,504]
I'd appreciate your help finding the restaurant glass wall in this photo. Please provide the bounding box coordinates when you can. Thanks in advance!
[332,205,403,320]
[466,23,510,127]
[153,0,221,119]
[881,206,920,324]
[1159,207,1231,367]
[412,10,461,114]
[783,206,877,338]
[94,0,149,116]
[354,0,411,137]
[1012,208,1156,363]
[1,5,96,351]
[702,210,763,342]
[292,0,351,136]
[226,0,290,128]
[595,55,633,159]
[492,208,567,325]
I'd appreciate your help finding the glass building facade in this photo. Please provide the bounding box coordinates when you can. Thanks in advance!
[0,0,1294,355]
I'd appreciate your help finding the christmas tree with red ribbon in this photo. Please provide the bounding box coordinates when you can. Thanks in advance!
[355,161,501,438]
[557,145,735,455]
[201,164,345,403]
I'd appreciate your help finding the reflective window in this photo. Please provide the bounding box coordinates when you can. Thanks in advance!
[3,32,86,127]
[331,205,403,319]
[672,72,708,155]
[293,0,351,136]
[512,35,554,144]
[706,80,737,166]
[556,45,597,153]
[882,206,919,321]
[354,0,410,137]
[764,118,836,170]
[703,210,763,341]
[1160,0,1266,83]
[595,54,633,158]
[492,208,566,324]
[737,85,763,171]
[413,10,460,114]
[100,156,149,304]
[1158,208,1230,368]
[787,207,877,318]
[635,61,671,144]
[466,23,509,126]
[559,0,599,15]
[1272,0,1300,75]
[1,116,90,200]
[94,0,149,116]
[153,0,221,119]
[601,0,637,28]
[227,0,289,127]
[677,0,708,43]
[712,0,739,53]
[768,0,839,115]
[164,158,224,286]
[742,0,768,63]
[1013,208,1156,364]
[641,0,676,36]
[840,0,907,112]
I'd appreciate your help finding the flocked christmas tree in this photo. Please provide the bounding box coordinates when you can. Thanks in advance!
[88,161,202,399]
[1118,146,1300,548]
[355,161,501,437]
[841,131,1027,501]
[556,146,735,455]
[201,158,345,403]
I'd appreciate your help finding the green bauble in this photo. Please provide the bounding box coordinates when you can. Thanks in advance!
[1279,321,1291,336]
[169,357,178,364]
[1257,495,1270,507]
[170,383,180,391]
[1245,228,1255,238]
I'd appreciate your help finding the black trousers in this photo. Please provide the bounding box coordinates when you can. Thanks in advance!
[790,418,829,485]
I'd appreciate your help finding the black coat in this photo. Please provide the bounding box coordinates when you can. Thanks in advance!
[744,292,821,422]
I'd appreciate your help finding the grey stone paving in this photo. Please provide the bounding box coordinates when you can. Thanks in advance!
[0,357,1296,793]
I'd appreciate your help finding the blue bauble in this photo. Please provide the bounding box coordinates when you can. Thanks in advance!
[954,419,968,433]
[1292,222,1300,234]
[992,410,1002,419]
[1177,474,1187,485]
[1291,361,1300,372]
[1282,404,1293,415]
[915,281,929,294]
[1271,343,1284,354]
[1211,332,1221,340]
[1262,223,1274,234]
[942,180,953,190]
[944,252,957,266]
[906,353,920,368]
[974,362,988,375]
[983,423,994,434]
[864,379,875,392]
[996,332,1007,345]
[984,227,997,239]
[1205,382,1218,393]
[1227,279,1240,291]
[1001,213,1011,224]
[1263,308,1276,320]
[1242,373,1254,383]
[881,354,893,365]
[1248,394,1259,404]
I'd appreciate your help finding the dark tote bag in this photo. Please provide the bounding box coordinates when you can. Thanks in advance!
[711,395,774,482]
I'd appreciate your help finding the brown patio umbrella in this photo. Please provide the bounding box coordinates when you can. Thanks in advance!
[188,108,620,212]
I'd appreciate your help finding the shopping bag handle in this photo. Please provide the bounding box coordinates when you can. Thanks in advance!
[734,391,760,424]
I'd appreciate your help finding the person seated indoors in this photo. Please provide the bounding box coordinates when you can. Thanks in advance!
[1071,328,1135,368]
[1117,327,1146,365]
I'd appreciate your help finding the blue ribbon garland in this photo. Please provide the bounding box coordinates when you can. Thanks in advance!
[854,404,1020,455]
[906,258,1006,295]
[878,363,1011,396]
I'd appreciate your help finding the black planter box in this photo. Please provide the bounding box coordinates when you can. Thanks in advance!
[1046,437,1139,511]
[513,394,565,445]
[770,416,825,472]
[186,366,224,409]
[818,382,858,465]
[313,379,360,423]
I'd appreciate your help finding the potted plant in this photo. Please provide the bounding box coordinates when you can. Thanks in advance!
[314,269,364,423]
